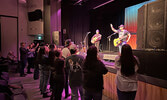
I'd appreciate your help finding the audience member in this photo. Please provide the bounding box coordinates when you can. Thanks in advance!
[82,45,108,100]
[27,44,35,74]
[114,44,139,100]
[50,50,65,100]
[62,39,72,98]
[19,42,29,77]
[37,46,50,98]
[65,44,84,100]
[7,51,17,63]
[48,44,57,66]
[33,43,40,80]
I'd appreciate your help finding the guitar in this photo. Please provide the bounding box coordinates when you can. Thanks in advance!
[113,36,127,47]
[91,35,101,44]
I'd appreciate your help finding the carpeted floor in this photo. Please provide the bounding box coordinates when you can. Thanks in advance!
[8,69,111,100]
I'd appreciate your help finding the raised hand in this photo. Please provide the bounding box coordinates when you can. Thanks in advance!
[110,24,113,28]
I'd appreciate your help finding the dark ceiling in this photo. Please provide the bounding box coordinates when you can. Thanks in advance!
[62,0,149,10]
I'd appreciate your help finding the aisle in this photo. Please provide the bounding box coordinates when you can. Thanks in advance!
[9,70,111,100]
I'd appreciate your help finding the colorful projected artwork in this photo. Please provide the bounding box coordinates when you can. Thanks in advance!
[125,0,155,49]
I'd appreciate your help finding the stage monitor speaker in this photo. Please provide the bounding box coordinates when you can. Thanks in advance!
[137,0,167,50]
[52,31,59,45]
[28,9,42,21]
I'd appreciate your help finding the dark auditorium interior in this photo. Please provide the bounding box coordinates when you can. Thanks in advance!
[0,0,167,100]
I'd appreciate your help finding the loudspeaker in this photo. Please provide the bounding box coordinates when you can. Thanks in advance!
[28,9,42,21]
[137,0,167,50]
[52,31,59,45]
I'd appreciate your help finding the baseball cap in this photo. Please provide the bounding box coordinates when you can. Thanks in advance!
[119,24,124,28]
[70,44,77,50]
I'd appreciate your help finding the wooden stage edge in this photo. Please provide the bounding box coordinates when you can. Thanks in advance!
[100,50,167,89]
[103,72,167,100]
[102,55,167,100]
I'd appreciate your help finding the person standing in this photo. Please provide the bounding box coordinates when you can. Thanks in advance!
[91,29,102,51]
[114,44,139,100]
[50,50,65,100]
[33,43,40,80]
[19,42,29,77]
[110,24,131,53]
[82,45,108,100]
[62,39,72,98]
[27,44,35,74]
[65,44,84,100]
[48,44,57,68]
[37,46,50,98]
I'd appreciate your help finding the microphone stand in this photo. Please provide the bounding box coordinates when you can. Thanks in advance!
[107,33,116,38]
[82,32,90,51]
[107,33,116,51]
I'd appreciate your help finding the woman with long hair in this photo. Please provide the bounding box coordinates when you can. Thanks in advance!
[114,44,139,100]
[82,45,108,100]
[37,46,50,98]
[49,50,65,100]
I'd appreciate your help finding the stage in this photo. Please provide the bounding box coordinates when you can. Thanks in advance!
[98,50,118,69]
[98,49,167,89]
[100,50,167,100]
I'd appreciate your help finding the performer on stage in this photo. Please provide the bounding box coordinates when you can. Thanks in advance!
[91,29,102,51]
[110,24,131,53]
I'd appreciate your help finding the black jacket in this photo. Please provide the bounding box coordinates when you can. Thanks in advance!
[83,60,108,92]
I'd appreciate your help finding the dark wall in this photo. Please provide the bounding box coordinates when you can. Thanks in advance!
[89,8,124,51]
[133,50,167,81]
[61,1,90,45]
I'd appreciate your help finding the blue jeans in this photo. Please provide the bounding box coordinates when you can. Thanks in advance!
[70,85,84,100]
[39,64,50,93]
[118,41,126,53]
[84,90,102,100]
[117,88,136,100]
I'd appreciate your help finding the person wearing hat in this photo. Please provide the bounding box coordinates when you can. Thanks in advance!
[65,44,84,100]
[110,24,131,53]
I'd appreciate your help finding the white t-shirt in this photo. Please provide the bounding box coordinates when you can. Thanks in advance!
[117,29,130,41]
[62,47,71,58]
[114,56,139,92]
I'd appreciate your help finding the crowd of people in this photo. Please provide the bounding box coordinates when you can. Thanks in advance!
[18,38,139,100]
[18,39,109,100]
[0,34,139,100]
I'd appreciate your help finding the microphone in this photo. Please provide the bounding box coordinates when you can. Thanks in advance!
[113,32,116,35]
[107,33,116,38]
